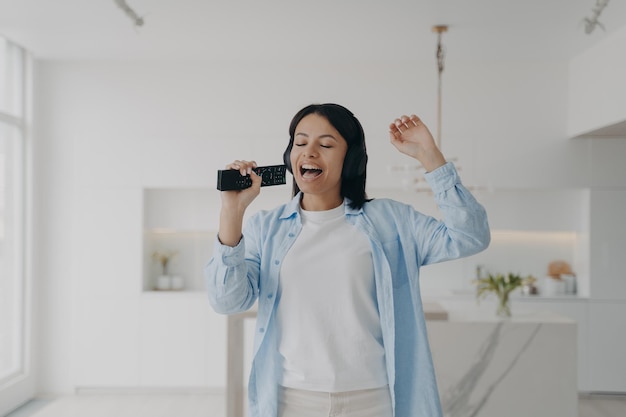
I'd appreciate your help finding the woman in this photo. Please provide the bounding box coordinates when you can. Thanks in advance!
[205,103,490,417]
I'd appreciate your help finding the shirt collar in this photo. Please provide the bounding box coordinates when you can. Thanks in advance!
[279,193,302,219]
[279,192,363,219]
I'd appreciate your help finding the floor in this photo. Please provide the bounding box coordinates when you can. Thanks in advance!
[578,394,626,417]
[5,393,626,417]
[5,394,224,417]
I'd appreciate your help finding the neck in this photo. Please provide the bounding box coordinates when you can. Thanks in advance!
[300,193,343,211]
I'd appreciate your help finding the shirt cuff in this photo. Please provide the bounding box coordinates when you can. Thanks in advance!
[424,161,461,194]
[213,235,245,266]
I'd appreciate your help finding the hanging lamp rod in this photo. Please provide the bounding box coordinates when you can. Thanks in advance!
[432,25,448,150]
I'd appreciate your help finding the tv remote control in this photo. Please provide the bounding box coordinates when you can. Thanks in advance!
[217,164,287,191]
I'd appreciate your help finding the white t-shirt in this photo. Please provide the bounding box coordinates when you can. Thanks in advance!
[276,203,387,392]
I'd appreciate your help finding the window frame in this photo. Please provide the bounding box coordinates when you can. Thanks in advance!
[0,35,34,415]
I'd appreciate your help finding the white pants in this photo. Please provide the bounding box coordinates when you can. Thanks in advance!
[278,386,393,417]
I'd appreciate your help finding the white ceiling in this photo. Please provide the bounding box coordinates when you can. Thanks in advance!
[0,0,625,62]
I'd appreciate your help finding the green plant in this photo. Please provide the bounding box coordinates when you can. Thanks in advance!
[473,272,535,317]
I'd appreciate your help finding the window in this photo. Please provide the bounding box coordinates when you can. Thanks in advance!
[0,36,27,385]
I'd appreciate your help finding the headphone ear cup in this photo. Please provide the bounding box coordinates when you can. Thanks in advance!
[283,144,293,173]
[342,146,367,179]
[342,148,356,179]
[355,151,367,176]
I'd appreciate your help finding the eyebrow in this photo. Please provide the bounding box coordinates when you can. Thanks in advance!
[294,132,339,141]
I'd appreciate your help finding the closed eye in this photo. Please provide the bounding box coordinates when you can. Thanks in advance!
[294,143,331,148]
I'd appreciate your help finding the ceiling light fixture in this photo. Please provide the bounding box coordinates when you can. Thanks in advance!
[389,25,463,192]
[114,0,145,28]
[583,0,610,34]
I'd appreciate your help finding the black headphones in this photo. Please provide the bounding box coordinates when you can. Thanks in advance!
[283,132,367,180]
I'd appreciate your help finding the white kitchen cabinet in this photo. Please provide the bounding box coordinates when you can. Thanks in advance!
[589,189,626,300]
[588,301,626,392]
[137,293,226,387]
[73,297,141,387]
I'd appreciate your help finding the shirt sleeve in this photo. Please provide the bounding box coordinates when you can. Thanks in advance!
[204,232,259,315]
[419,161,491,265]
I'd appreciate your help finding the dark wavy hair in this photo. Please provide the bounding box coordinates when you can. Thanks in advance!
[283,103,370,209]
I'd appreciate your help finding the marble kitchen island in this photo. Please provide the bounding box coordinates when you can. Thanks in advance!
[426,309,577,417]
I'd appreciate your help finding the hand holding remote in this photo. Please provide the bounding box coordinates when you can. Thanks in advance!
[218,160,262,247]
[217,164,287,191]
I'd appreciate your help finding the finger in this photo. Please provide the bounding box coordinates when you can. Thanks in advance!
[393,118,408,132]
[389,122,405,142]
[226,160,257,175]
[409,114,421,126]
[227,160,246,176]
[389,122,403,139]
[408,114,421,126]
[249,170,263,192]
[225,161,239,171]
[389,130,400,144]
[400,115,413,128]
[250,169,261,182]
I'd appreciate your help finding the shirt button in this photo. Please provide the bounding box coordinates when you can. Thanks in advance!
[274,260,279,265]
[288,233,295,238]
[259,328,265,333]
[267,293,274,299]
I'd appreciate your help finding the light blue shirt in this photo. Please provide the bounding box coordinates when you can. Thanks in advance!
[205,162,490,417]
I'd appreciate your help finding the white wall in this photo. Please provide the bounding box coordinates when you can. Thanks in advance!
[569,24,626,137]
[33,58,626,394]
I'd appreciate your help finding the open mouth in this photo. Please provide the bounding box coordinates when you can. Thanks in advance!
[300,164,323,179]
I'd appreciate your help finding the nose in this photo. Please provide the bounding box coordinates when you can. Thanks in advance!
[302,143,318,158]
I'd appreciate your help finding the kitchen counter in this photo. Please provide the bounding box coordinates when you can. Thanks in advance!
[226,304,577,417]
[426,309,577,417]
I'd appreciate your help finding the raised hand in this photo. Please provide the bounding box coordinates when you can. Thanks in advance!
[389,114,446,172]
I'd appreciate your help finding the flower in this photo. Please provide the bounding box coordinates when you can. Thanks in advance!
[522,275,538,287]
[473,272,535,317]
[152,250,178,275]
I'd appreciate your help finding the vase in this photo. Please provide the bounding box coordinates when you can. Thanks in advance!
[170,275,184,291]
[496,292,511,318]
[543,276,565,296]
[156,275,172,291]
